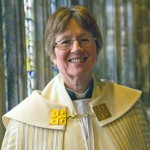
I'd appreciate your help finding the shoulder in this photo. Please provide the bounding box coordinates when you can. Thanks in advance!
[91,74,143,126]
[93,74,142,101]
[2,90,66,130]
[2,74,68,128]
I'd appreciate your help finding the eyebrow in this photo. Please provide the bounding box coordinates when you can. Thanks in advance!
[58,33,93,39]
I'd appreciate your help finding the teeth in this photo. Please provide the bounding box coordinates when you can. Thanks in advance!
[70,58,85,63]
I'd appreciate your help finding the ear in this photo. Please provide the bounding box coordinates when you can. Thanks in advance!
[52,58,57,67]
[51,51,57,65]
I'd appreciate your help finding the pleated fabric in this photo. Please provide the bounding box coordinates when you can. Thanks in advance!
[105,101,150,150]
[1,120,64,150]
[1,101,150,150]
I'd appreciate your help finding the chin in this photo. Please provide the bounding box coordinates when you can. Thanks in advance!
[69,70,91,78]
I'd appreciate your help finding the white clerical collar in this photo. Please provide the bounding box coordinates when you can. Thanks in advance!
[66,87,88,99]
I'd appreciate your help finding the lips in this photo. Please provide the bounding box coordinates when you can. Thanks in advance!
[68,57,87,63]
[68,51,88,63]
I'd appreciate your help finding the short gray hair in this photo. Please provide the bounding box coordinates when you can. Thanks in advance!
[45,5,103,62]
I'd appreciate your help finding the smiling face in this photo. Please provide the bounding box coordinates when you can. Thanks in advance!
[53,19,98,82]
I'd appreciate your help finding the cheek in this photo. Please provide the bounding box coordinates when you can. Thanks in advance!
[90,51,98,64]
[54,50,69,65]
[89,48,97,60]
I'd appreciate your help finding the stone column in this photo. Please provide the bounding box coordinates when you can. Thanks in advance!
[34,0,52,90]
[134,0,150,105]
[92,0,150,106]
[2,0,27,109]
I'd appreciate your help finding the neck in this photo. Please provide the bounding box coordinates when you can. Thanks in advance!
[60,73,92,93]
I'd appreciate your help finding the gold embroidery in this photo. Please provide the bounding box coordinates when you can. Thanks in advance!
[50,109,67,125]
[67,113,95,121]
[50,105,111,125]
[93,103,111,121]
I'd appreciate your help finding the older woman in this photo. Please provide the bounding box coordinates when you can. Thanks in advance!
[2,6,150,150]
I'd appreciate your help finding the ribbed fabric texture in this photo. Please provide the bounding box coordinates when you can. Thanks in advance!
[1,120,64,150]
[1,100,150,150]
[105,100,150,150]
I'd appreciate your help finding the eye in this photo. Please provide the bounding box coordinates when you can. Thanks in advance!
[80,37,90,43]
[59,39,72,46]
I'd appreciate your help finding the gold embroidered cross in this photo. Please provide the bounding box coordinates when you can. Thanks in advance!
[93,103,111,121]
[50,109,67,125]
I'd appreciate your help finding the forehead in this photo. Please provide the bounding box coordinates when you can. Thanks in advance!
[56,19,92,40]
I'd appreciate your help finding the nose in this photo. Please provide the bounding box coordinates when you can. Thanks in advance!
[71,40,83,52]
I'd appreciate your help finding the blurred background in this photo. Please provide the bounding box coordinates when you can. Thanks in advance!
[0,0,150,146]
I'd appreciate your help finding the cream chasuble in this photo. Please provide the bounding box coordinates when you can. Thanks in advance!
[1,74,150,150]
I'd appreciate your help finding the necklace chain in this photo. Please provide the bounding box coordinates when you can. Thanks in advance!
[67,113,96,121]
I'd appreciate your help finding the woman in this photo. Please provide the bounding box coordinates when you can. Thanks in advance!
[2,6,150,150]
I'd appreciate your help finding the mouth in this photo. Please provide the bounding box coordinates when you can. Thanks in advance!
[68,57,87,63]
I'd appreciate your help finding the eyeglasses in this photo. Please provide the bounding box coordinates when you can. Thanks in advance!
[54,37,97,50]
